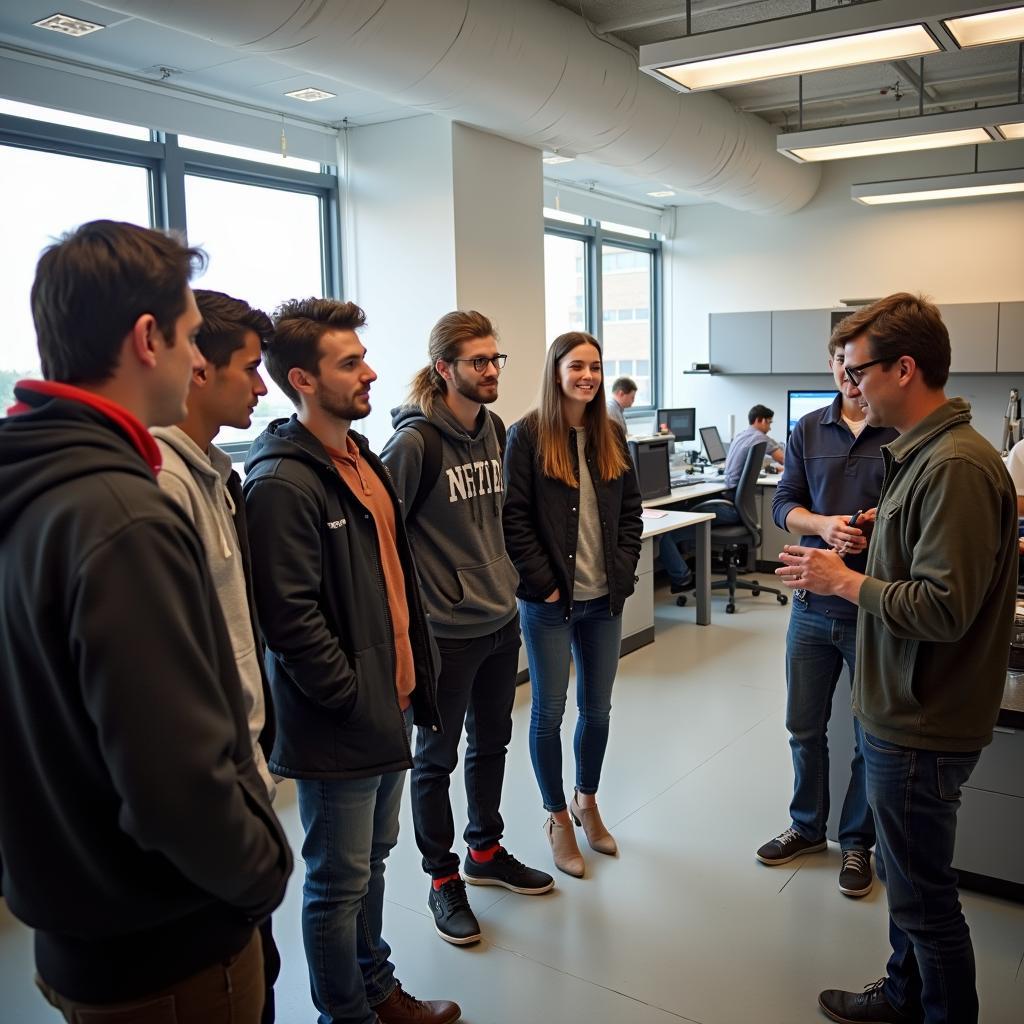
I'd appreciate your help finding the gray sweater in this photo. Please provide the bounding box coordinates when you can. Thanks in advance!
[153,427,274,796]
[382,402,519,639]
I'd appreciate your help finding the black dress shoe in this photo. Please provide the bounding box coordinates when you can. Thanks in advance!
[818,979,923,1023]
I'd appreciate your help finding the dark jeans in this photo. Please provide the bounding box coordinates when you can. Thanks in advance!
[786,598,874,851]
[863,731,981,1024]
[296,707,413,1024]
[658,504,740,585]
[411,615,521,879]
[36,929,264,1023]
[520,594,622,812]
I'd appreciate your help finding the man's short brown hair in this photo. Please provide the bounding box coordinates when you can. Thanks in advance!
[611,376,637,395]
[830,293,950,389]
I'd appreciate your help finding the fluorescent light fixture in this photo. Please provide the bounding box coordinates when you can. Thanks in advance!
[284,87,336,102]
[33,14,105,37]
[780,104,1024,162]
[852,167,1024,205]
[542,153,575,164]
[997,121,1024,140]
[647,190,676,197]
[654,24,938,92]
[944,6,1024,49]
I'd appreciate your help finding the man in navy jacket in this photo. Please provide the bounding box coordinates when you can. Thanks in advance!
[755,327,896,898]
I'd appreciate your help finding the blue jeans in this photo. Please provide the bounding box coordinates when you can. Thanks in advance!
[786,598,873,851]
[863,732,981,1024]
[296,707,412,1024]
[658,504,740,586]
[520,595,622,812]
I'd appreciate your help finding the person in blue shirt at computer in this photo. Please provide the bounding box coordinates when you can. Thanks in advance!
[754,329,897,900]
[659,404,783,592]
[724,404,784,489]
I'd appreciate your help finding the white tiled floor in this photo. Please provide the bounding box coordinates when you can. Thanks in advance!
[3,584,1023,1023]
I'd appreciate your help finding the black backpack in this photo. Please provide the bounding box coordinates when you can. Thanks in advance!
[405,413,507,521]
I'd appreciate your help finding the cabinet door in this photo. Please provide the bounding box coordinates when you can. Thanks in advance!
[770,309,832,373]
[997,302,1024,372]
[709,312,771,374]
[758,485,798,564]
[940,303,998,373]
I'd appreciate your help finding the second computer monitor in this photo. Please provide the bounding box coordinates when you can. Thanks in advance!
[657,407,696,443]
[699,425,728,465]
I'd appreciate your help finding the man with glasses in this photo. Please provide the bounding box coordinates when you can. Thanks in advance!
[383,311,553,948]
[724,404,784,491]
[756,326,896,900]
[775,294,1016,1024]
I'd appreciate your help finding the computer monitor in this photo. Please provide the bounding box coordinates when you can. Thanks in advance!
[787,390,839,439]
[627,437,671,500]
[699,425,727,465]
[656,407,696,443]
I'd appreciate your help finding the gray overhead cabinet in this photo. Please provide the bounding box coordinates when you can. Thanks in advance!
[710,302,1021,375]
[708,311,771,374]
[997,302,1024,373]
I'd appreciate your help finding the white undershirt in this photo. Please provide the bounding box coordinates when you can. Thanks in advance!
[842,414,867,438]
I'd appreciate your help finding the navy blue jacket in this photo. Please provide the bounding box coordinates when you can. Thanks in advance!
[772,396,897,619]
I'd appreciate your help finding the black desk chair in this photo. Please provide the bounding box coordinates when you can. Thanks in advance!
[679,440,788,614]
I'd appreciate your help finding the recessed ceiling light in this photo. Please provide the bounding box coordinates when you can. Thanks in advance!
[647,190,676,197]
[33,14,105,37]
[944,6,1024,49]
[852,167,1024,205]
[284,87,336,102]
[543,153,575,164]
[652,24,939,92]
[997,121,1024,140]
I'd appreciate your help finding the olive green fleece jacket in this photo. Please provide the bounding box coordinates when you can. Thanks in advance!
[854,398,1017,752]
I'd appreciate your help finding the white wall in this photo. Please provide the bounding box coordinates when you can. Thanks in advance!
[452,123,547,428]
[344,115,459,447]
[664,143,1024,449]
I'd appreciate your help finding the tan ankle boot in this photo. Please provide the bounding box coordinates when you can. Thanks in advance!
[569,792,618,856]
[544,815,585,877]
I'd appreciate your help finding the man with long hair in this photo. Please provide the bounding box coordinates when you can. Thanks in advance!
[243,298,459,1024]
[382,311,553,948]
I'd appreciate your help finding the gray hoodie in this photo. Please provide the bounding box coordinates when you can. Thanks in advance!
[382,402,519,639]
[152,426,274,797]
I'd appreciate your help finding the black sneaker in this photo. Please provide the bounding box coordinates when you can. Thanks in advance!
[819,979,923,1023]
[839,849,873,898]
[670,576,695,594]
[756,826,827,865]
[428,877,481,945]
[463,847,554,894]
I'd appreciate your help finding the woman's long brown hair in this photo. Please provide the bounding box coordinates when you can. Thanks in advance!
[532,331,630,486]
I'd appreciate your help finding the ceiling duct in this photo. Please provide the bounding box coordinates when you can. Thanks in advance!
[95,0,820,214]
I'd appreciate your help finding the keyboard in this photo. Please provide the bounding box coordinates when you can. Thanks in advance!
[670,476,707,488]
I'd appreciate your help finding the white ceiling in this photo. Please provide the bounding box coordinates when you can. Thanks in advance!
[2,1,1022,210]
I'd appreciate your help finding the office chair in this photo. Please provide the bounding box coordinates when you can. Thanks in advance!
[679,440,788,614]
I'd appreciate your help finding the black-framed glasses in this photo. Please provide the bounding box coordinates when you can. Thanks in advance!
[451,354,508,372]
[844,355,900,387]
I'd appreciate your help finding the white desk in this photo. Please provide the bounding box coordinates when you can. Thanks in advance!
[638,508,716,628]
[643,480,726,507]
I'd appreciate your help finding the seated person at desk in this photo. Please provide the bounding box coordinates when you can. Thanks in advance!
[606,376,637,434]
[724,404,784,490]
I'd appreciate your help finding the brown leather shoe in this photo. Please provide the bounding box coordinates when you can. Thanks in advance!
[569,791,618,856]
[545,814,585,877]
[374,982,461,1024]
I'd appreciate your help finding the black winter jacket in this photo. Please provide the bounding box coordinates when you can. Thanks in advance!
[243,417,441,779]
[503,416,643,616]
[0,385,292,1004]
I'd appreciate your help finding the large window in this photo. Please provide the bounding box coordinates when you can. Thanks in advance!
[0,103,340,449]
[0,144,152,410]
[543,214,661,410]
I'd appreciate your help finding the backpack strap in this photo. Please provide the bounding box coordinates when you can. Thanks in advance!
[406,411,507,521]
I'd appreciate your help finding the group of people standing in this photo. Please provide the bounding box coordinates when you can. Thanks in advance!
[0,220,642,1024]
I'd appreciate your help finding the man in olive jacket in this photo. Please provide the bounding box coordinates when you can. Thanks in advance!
[775,294,1016,1024]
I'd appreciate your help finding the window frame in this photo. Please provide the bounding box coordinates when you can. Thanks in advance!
[0,109,343,461]
[543,215,662,414]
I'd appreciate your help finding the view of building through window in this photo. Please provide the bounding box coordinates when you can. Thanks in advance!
[0,145,152,410]
[543,232,587,342]
[601,245,654,406]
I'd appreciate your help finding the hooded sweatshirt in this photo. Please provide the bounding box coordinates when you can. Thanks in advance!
[152,426,274,797]
[382,402,519,639]
[0,383,291,1003]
